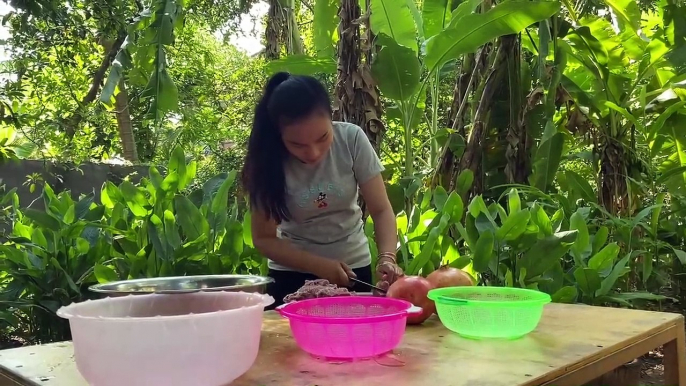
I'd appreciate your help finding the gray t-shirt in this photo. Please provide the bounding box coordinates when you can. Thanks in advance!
[269,121,384,271]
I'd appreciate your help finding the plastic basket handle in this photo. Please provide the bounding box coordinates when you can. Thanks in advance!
[407,305,423,316]
[275,304,288,317]
[436,296,469,305]
[259,294,276,308]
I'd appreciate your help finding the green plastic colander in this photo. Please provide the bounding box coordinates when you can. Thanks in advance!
[427,286,551,340]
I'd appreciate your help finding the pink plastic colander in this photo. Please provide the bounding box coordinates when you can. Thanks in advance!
[277,296,422,359]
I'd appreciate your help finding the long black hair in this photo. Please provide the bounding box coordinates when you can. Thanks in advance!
[242,72,333,223]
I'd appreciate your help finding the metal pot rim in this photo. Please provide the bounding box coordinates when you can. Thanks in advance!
[88,274,274,295]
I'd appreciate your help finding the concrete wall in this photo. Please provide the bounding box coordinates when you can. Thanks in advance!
[0,160,151,208]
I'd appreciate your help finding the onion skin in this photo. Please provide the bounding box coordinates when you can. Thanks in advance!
[426,266,475,289]
[386,276,436,325]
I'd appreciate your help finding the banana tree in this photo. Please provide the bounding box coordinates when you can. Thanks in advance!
[332,0,385,151]
[552,0,686,214]
[266,0,306,58]
[264,0,340,72]
[369,0,561,188]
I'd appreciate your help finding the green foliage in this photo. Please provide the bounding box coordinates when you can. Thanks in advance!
[0,146,262,344]
[265,55,337,74]
[0,127,34,162]
[365,187,470,282]
[100,0,183,121]
[312,0,339,57]
[0,185,107,343]
[370,0,560,177]
[2,3,261,172]
[370,0,420,53]
[424,1,561,73]
[368,186,671,309]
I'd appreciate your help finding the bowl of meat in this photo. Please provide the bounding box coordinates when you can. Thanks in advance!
[277,280,421,359]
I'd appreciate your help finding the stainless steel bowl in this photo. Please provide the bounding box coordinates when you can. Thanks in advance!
[88,275,274,297]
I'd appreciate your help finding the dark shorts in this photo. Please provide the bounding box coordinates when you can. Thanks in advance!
[266,265,373,310]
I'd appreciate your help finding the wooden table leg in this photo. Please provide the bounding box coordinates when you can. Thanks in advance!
[664,319,686,386]
[0,372,24,386]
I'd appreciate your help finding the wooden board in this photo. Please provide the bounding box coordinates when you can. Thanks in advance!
[0,304,684,386]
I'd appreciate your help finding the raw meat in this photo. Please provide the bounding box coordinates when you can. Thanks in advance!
[283,279,353,303]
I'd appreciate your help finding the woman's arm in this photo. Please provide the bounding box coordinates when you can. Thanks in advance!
[251,209,353,284]
[251,209,325,274]
[360,174,402,292]
[359,175,397,256]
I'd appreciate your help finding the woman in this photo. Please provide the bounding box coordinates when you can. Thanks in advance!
[242,72,403,308]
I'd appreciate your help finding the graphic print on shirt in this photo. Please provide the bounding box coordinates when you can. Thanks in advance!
[293,182,344,209]
[315,192,328,209]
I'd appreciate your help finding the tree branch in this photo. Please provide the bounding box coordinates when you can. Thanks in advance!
[62,33,126,139]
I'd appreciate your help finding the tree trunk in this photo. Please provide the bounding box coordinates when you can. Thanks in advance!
[332,0,384,151]
[100,38,138,163]
[433,44,491,190]
[434,53,475,189]
[459,37,513,198]
[599,136,628,215]
[283,0,305,55]
[114,79,139,162]
[503,34,530,184]
[447,53,475,136]
[265,0,284,60]
[333,0,384,218]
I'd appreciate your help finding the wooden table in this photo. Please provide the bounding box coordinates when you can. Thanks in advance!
[1,303,684,386]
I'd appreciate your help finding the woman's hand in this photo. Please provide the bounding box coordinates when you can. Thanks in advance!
[374,254,403,296]
[316,259,356,287]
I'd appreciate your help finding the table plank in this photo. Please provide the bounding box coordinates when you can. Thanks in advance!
[0,303,682,386]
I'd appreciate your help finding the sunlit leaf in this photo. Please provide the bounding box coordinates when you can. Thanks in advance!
[570,210,589,263]
[496,210,530,241]
[530,203,552,236]
[519,231,577,279]
[565,170,596,203]
[471,229,494,273]
[424,1,561,74]
[531,133,565,191]
[94,264,119,284]
[265,55,336,75]
[370,0,419,52]
[574,267,601,296]
[449,0,482,27]
[422,0,458,38]
[372,36,421,102]
[313,0,339,57]
[588,242,620,276]
[507,188,520,214]
[552,286,578,303]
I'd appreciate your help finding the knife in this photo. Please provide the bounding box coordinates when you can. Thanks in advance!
[349,277,387,294]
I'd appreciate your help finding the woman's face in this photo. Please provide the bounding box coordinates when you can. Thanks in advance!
[281,111,334,165]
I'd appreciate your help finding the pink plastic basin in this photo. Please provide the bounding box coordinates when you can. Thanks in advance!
[277,296,421,359]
